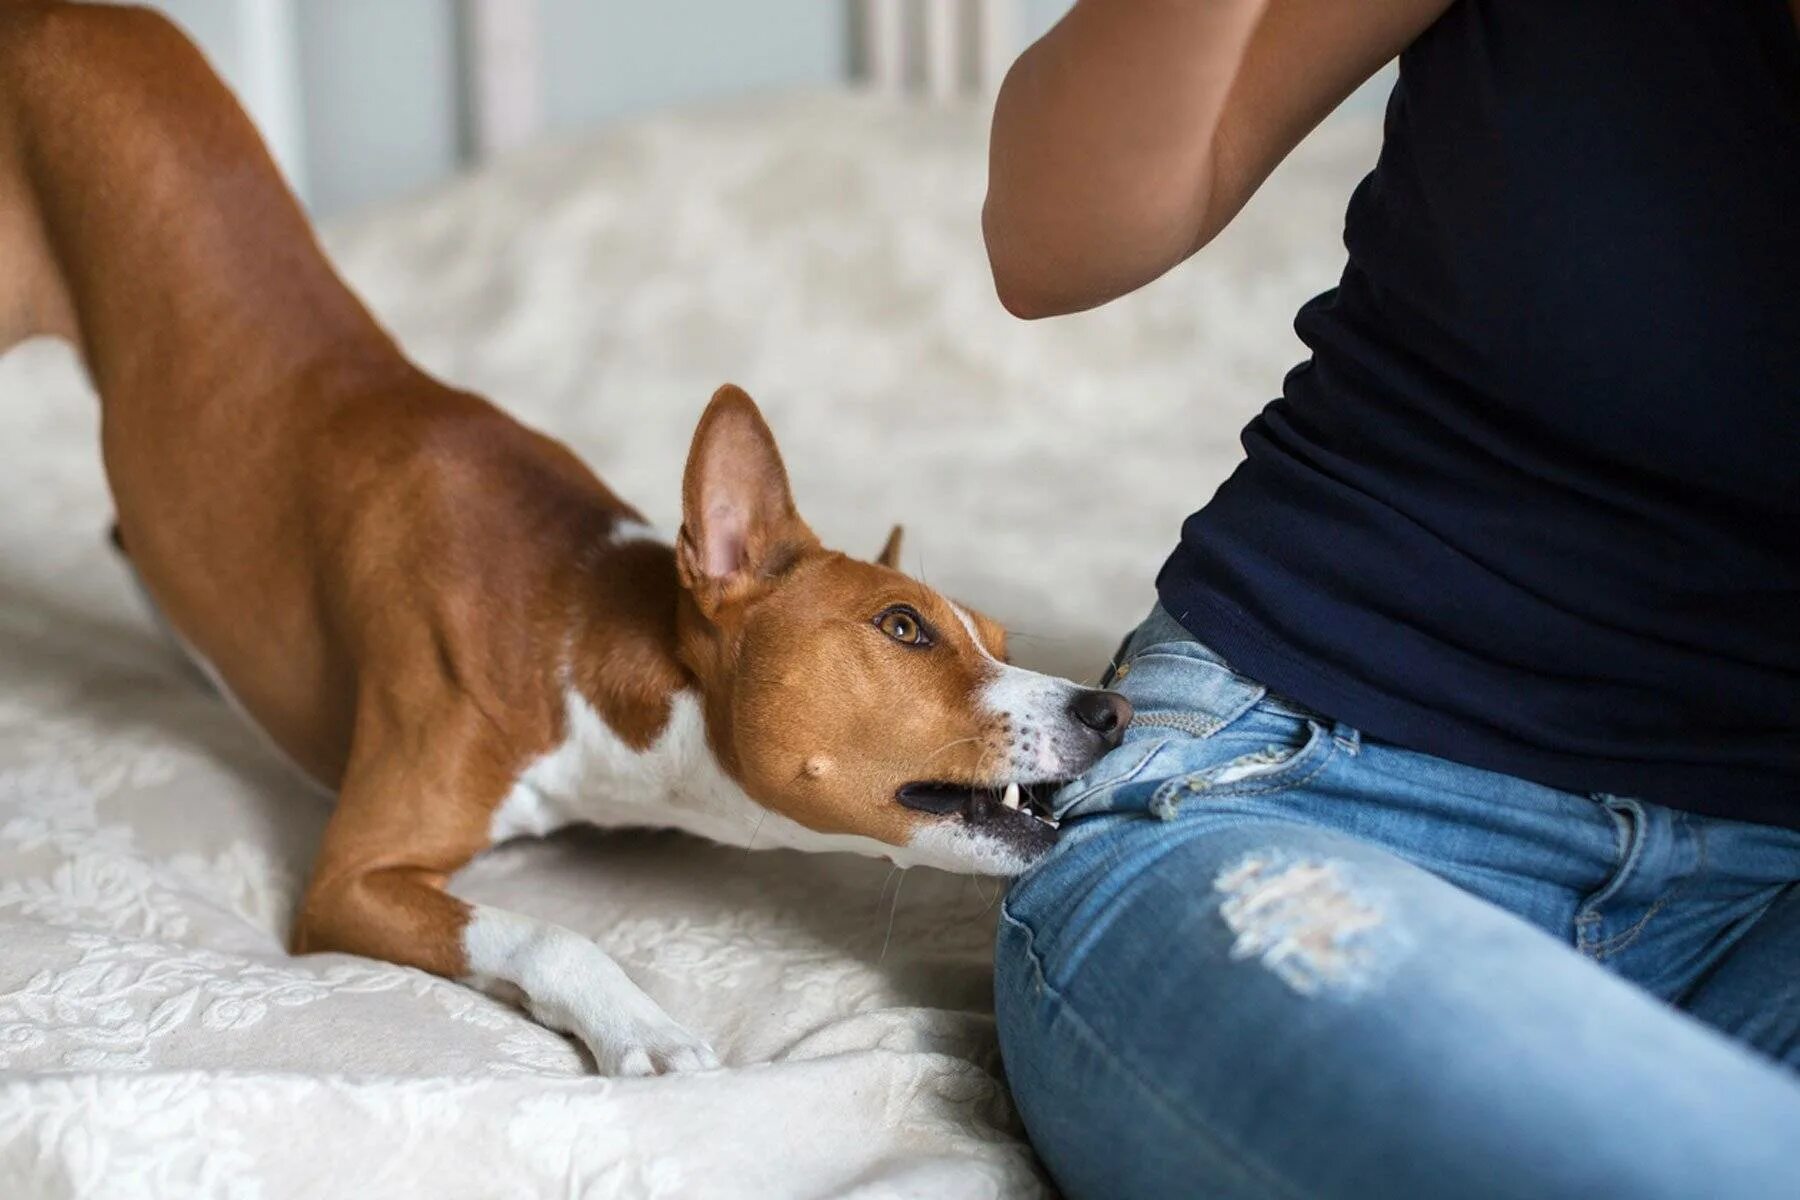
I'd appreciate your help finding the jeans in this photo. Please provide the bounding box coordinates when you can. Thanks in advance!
[995,604,1800,1200]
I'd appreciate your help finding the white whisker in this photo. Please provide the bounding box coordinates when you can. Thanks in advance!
[922,735,984,765]
[741,808,769,858]
[877,868,907,965]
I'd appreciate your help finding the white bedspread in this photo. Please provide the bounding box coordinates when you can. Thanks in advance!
[0,92,1377,1198]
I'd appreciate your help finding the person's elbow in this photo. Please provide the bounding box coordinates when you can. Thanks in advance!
[982,192,1213,321]
[984,201,1069,320]
[988,264,1073,321]
[985,250,1147,322]
[982,199,1126,320]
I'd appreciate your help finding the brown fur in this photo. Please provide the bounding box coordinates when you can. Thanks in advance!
[0,3,663,973]
[0,3,1051,995]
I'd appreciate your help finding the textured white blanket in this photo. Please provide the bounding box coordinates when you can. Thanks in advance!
[0,92,1377,1198]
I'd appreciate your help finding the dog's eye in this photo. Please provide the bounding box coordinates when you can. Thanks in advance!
[875,606,931,647]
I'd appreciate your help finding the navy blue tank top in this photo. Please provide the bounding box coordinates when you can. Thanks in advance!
[1158,0,1800,827]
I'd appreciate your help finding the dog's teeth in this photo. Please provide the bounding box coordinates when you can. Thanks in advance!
[1002,782,1021,810]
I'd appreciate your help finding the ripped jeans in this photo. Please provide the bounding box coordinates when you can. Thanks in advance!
[995,604,1800,1200]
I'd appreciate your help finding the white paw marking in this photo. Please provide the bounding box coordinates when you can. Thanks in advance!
[462,907,718,1076]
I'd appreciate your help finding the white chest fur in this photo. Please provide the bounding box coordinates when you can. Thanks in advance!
[490,687,914,863]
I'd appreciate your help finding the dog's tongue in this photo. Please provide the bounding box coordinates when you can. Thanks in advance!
[895,782,974,814]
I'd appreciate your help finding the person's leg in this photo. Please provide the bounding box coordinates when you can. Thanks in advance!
[1679,881,1800,1068]
[1536,796,1800,1067]
[997,806,1800,1200]
[995,609,1800,1199]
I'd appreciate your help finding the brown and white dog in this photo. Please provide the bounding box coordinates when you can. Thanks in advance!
[0,3,1130,1074]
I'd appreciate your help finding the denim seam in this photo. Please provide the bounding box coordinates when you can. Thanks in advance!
[1054,739,1175,818]
[1577,796,1652,955]
[1590,885,1673,960]
[1128,636,1219,662]
[998,902,1311,1200]
[1592,814,1708,960]
[1132,712,1227,738]
[1152,728,1340,819]
[1204,728,1339,800]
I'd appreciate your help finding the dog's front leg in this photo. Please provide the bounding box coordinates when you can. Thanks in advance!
[291,703,718,1076]
[297,866,717,1075]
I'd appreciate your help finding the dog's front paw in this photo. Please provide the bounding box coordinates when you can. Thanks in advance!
[579,1011,721,1077]
[461,911,722,1077]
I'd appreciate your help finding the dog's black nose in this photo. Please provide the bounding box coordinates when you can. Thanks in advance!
[1070,689,1132,749]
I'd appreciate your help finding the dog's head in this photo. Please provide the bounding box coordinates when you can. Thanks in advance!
[675,385,1130,875]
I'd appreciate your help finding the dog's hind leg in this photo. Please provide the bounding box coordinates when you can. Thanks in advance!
[107,518,330,795]
[107,519,218,693]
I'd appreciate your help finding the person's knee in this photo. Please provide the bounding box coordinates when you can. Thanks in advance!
[995,814,1390,1198]
[996,911,1284,1200]
[1004,809,1399,1012]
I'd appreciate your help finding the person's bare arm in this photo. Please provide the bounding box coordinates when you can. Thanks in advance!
[983,0,1453,319]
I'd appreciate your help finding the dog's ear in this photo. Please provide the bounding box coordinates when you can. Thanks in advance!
[677,384,816,615]
[875,524,904,570]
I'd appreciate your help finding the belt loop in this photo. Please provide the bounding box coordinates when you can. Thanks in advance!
[1332,722,1361,755]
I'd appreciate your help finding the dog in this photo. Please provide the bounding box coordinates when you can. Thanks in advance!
[0,2,1130,1074]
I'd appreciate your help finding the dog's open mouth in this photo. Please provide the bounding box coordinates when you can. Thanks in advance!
[896,780,1063,829]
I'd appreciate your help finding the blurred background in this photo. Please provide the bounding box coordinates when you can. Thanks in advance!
[150,0,1391,216]
[151,0,1092,215]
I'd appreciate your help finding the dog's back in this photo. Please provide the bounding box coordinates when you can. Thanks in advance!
[0,3,614,784]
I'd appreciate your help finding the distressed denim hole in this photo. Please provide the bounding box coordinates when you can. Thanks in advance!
[1214,853,1395,997]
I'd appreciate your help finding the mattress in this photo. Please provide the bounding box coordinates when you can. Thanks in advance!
[0,91,1378,1198]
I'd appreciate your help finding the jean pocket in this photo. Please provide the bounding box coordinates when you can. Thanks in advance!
[1054,709,1343,822]
[1142,714,1342,820]
[1050,730,1184,820]
[1110,642,1267,738]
